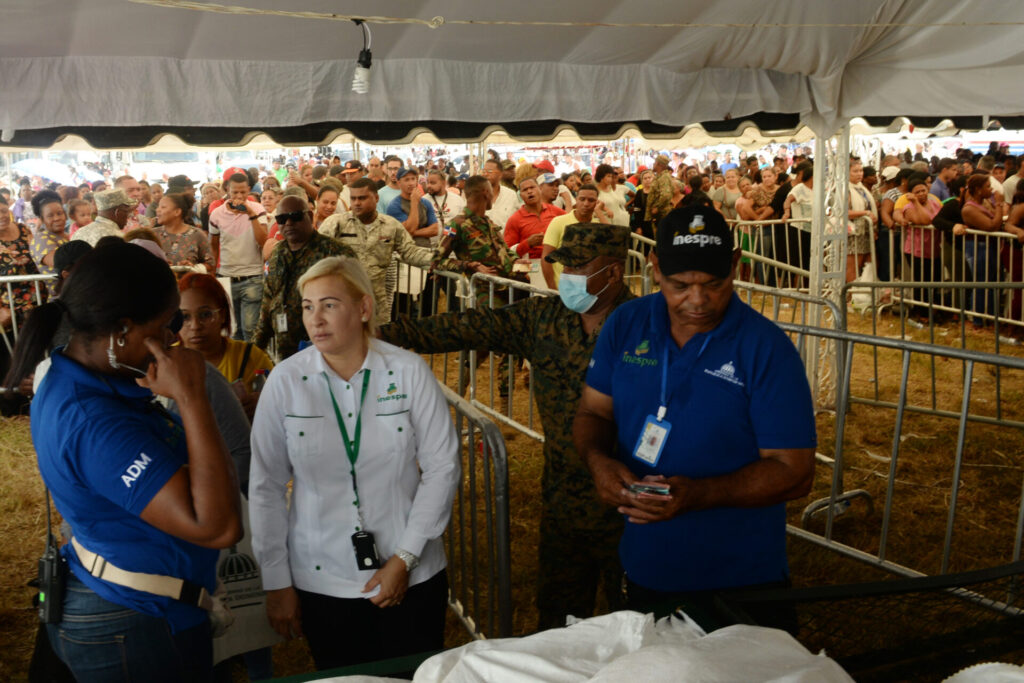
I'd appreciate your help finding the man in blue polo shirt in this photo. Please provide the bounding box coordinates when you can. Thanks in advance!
[573,204,816,624]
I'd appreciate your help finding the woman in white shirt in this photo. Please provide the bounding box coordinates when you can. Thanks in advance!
[848,161,879,282]
[595,163,631,226]
[249,256,460,671]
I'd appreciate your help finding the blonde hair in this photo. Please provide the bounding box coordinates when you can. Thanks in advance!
[514,163,539,189]
[297,256,376,341]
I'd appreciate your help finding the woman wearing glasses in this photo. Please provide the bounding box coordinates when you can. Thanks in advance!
[3,240,242,682]
[178,272,274,420]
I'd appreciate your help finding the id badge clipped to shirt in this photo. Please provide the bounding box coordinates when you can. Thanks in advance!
[632,414,672,467]
[275,312,288,333]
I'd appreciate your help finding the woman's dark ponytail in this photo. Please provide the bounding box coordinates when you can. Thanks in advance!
[3,301,65,389]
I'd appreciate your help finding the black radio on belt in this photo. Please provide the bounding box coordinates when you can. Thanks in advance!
[36,491,67,624]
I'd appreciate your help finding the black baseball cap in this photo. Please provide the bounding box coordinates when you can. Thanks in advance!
[655,205,734,279]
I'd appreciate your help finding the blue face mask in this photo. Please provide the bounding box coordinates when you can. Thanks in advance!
[558,264,611,313]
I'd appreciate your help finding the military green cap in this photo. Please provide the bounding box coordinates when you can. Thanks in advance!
[545,223,631,267]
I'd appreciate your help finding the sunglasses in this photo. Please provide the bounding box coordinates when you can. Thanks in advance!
[275,211,305,225]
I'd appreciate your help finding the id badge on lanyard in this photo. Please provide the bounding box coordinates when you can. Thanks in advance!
[324,370,381,571]
[631,337,709,467]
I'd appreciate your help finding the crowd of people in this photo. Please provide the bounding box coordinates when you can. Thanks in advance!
[0,138,1018,681]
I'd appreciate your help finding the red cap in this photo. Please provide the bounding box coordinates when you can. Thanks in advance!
[637,165,648,173]
[533,160,555,174]
[222,167,247,182]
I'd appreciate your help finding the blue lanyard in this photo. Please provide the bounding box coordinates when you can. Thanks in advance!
[658,334,711,422]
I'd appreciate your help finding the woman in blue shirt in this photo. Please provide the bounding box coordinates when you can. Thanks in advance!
[5,240,242,682]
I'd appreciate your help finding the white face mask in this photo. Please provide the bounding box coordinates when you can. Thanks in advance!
[558,264,611,313]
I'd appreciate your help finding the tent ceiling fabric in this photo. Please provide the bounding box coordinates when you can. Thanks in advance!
[1,1,1023,147]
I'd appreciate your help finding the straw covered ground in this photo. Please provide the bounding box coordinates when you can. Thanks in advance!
[2,305,1024,680]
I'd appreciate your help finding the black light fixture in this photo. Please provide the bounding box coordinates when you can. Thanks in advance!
[352,19,372,94]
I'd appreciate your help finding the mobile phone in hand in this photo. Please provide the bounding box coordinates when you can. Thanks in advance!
[629,482,670,496]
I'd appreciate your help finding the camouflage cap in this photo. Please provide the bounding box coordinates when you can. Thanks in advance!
[94,188,138,211]
[545,223,631,267]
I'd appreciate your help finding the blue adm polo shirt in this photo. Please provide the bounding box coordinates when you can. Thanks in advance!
[586,292,816,593]
[32,351,218,632]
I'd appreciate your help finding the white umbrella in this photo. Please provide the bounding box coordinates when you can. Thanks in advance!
[12,158,74,184]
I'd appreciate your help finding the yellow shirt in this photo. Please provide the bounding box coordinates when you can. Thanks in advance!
[541,211,601,287]
[216,338,274,388]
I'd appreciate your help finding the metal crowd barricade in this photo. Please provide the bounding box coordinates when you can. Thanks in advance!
[627,233,655,295]
[440,383,513,639]
[729,218,811,291]
[880,223,1024,333]
[0,273,55,349]
[778,321,1024,581]
[390,262,476,393]
[465,272,556,442]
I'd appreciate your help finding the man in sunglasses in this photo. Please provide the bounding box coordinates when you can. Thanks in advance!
[252,195,354,359]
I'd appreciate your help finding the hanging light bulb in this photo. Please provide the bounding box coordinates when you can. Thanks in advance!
[351,20,372,94]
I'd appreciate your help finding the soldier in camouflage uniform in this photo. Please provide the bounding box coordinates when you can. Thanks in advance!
[319,177,434,326]
[432,174,525,295]
[644,154,675,233]
[253,195,354,359]
[381,223,634,630]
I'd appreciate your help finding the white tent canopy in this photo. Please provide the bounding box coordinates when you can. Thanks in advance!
[1,1,1022,146]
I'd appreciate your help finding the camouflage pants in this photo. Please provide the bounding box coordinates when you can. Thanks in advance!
[535,507,624,632]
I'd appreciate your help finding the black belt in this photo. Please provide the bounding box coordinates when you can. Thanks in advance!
[224,274,261,283]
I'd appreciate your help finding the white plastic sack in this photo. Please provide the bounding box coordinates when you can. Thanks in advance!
[944,662,1024,682]
[589,624,853,683]
[413,610,852,683]
[850,260,877,313]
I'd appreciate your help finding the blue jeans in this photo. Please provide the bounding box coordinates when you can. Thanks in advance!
[230,276,263,341]
[47,574,213,683]
[965,237,1000,325]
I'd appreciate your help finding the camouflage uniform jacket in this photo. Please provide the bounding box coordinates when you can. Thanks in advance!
[319,212,434,325]
[253,232,354,359]
[433,208,526,305]
[433,208,519,278]
[380,285,634,533]
[645,169,675,224]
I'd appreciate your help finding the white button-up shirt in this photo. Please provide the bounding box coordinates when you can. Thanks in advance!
[249,341,460,598]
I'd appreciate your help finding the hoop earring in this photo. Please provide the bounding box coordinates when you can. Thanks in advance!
[117,336,126,348]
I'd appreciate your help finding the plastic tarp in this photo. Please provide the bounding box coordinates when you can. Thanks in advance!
[1,1,1023,146]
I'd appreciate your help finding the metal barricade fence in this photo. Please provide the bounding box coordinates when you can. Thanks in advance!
[0,273,55,349]
[840,279,1024,428]
[779,321,1024,581]
[731,218,812,290]
[627,234,655,295]
[878,223,1024,332]
[441,383,513,639]
[466,272,556,442]
[384,262,556,443]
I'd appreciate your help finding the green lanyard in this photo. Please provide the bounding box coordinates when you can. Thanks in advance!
[323,369,371,528]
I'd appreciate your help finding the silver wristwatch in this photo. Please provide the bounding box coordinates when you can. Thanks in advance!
[395,548,420,572]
